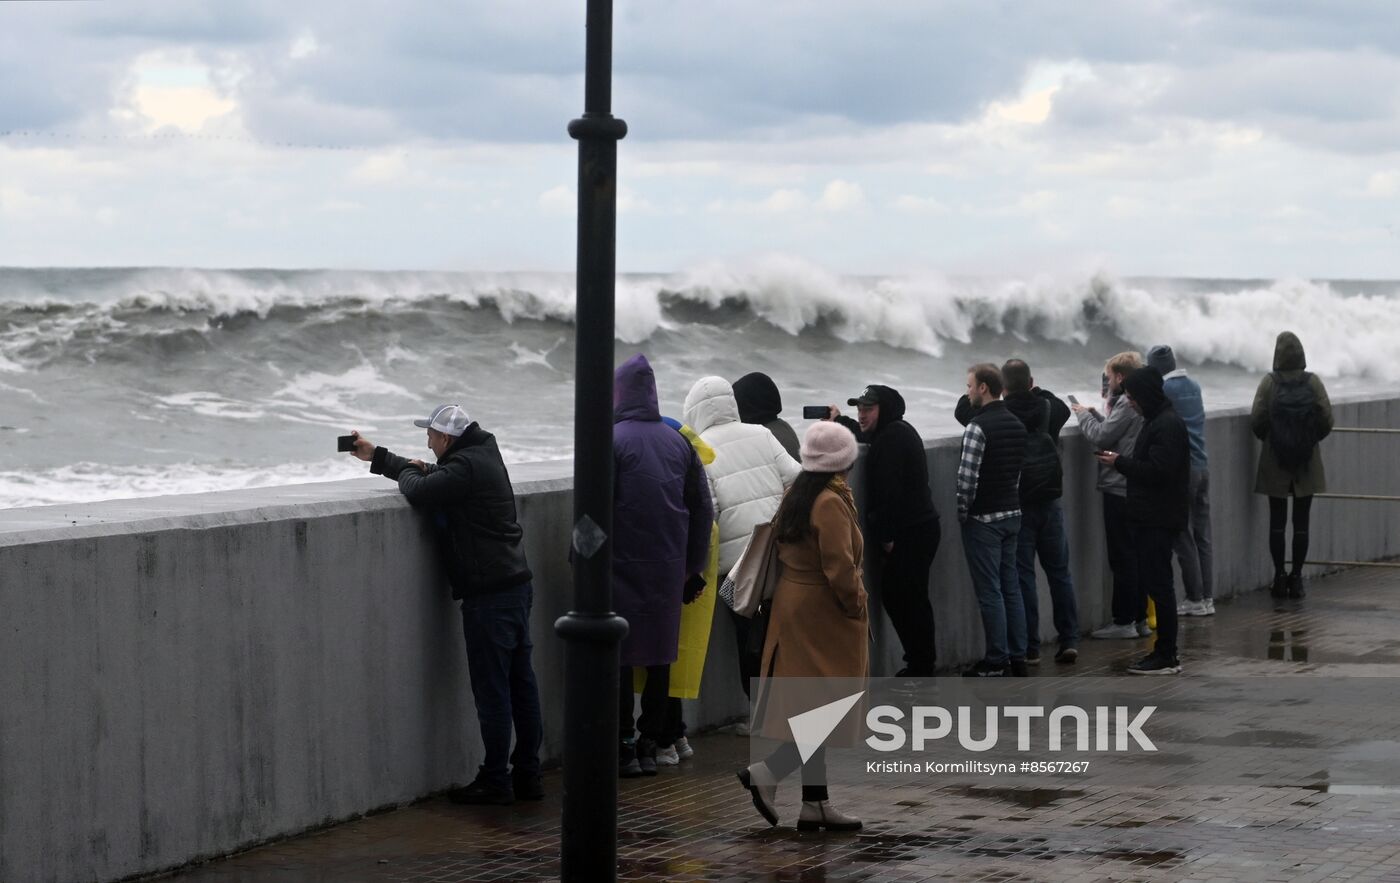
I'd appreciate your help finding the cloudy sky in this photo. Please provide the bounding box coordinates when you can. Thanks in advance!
[2,1,1399,278]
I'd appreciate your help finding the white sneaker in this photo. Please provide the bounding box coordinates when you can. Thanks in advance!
[1203,599,1216,615]
[655,745,680,766]
[675,736,694,760]
[1136,620,1154,637]
[734,721,752,737]
[1177,599,1209,616]
[1091,623,1139,639]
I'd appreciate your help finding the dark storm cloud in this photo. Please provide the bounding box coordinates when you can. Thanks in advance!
[4,0,1400,153]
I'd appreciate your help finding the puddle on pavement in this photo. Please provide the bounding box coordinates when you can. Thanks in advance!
[948,785,1088,809]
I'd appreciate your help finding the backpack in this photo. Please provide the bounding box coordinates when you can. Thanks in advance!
[1269,372,1322,471]
[1020,400,1064,504]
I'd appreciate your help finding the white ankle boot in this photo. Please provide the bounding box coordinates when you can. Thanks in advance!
[736,763,779,826]
[797,800,862,832]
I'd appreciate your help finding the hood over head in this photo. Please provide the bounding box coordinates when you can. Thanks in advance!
[614,353,661,422]
[1146,345,1178,375]
[1123,366,1168,418]
[732,372,783,425]
[847,384,906,433]
[682,376,741,435]
[1273,331,1307,372]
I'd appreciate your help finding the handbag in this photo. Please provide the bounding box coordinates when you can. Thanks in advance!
[717,520,782,618]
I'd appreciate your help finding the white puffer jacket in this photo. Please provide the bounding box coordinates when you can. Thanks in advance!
[683,376,802,572]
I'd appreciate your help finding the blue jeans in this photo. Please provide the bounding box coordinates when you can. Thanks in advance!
[459,582,543,787]
[1017,499,1080,655]
[961,517,1026,665]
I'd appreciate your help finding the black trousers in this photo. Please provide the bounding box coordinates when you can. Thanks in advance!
[1133,525,1179,659]
[619,665,681,747]
[765,742,829,802]
[1104,494,1145,626]
[879,518,941,674]
[727,605,761,698]
[1269,495,1314,576]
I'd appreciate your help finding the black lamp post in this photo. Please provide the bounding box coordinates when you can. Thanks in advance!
[554,0,628,879]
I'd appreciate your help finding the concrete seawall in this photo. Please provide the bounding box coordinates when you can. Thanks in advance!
[1,394,1396,882]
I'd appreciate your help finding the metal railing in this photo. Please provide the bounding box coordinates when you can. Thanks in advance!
[1302,425,1399,569]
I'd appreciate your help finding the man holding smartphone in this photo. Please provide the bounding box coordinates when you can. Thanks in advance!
[349,404,543,805]
[828,385,941,677]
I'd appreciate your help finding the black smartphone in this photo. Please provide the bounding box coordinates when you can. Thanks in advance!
[802,405,830,419]
[1066,394,1079,406]
[337,434,356,453]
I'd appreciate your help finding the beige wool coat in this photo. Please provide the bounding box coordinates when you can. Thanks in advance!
[753,479,870,744]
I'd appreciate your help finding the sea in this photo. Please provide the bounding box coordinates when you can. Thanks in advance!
[2,261,1397,509]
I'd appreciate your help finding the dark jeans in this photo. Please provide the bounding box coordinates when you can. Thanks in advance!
[1269,495,1314,577]
[1173,468,1214,601]
[961,516,1026,665]
[1133,526,1179,659]
[727,605,760,698]
[459,582,543,788]
[880,518,941,674]
[1017,499,1080,655]
[765,742,828,802]
[1103,493,1145,626]
[619,664,682,747]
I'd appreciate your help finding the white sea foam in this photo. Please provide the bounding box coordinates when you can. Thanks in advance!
[0,262,1396,379]
[0,458,369,509]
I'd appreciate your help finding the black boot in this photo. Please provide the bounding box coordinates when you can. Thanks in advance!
[1287,573,1306,599]
[1270,572,1289,598]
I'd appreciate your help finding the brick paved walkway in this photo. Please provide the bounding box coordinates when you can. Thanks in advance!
[158,567,1400,882]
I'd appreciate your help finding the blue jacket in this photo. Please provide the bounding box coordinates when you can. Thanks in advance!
[1161,370,1208,469]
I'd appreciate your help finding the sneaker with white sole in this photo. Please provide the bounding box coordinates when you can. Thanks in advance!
[1127,653,1182,675]
[675,736,694,760]
[1203,599,1216,615]
[1091,622,1139,639]
[1136,620,1154,637]
[1177,599,1209,617]
[655,745,680,766]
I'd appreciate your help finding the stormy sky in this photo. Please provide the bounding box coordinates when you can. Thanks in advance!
[2,1,1399,277]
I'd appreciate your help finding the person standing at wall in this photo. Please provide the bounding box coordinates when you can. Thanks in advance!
[1251,332,1333,599]
[350,405,542,805]
[1146,345,1216,617]
[957,364,1029,677]
[682,376,800,704]
[828,385,942,677]
[1095,367,1191,675]
[1072,352,1149,640]
[612,355,714,777]
[737,421,867,832]
[733,371,802,461]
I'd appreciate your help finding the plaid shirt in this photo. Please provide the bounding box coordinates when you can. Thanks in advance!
[956,421,1021,523]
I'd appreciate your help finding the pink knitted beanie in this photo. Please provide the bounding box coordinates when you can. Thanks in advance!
[800,421,858,473]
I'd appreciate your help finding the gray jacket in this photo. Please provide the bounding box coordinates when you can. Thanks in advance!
[1074,394,1144,496]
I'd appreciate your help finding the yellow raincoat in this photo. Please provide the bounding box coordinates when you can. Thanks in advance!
[635,423,719,699]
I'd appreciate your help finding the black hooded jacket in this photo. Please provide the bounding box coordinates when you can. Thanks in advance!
[371,424,533,598]
[957,388,1070,504]
[732,371,801,460]
[1113,368,1190,531]
[835,385,940,543]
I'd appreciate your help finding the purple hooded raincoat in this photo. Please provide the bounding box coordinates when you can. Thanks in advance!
[612,354,713,666]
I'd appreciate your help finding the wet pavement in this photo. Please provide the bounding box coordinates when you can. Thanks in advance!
[156,567,1400,882]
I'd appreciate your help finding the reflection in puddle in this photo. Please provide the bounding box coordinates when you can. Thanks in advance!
[1268,628,1309,662]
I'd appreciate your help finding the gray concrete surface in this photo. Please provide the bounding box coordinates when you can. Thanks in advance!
[0,394,1395,882]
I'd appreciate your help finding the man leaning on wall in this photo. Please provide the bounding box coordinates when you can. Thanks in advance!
[351,403,544,805]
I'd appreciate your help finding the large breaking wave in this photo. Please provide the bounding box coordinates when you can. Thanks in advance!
[1,260,1397,380]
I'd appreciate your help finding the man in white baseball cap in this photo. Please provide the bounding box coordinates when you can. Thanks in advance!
[349,404,543,805]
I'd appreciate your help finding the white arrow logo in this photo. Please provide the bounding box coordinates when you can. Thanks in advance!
[787,691,866,763]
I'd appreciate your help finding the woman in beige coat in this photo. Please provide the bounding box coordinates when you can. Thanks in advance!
[737,421,869,833]
[1251,331,1333,599]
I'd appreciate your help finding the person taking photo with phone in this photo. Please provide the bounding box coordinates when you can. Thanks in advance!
[349,404,543,806]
